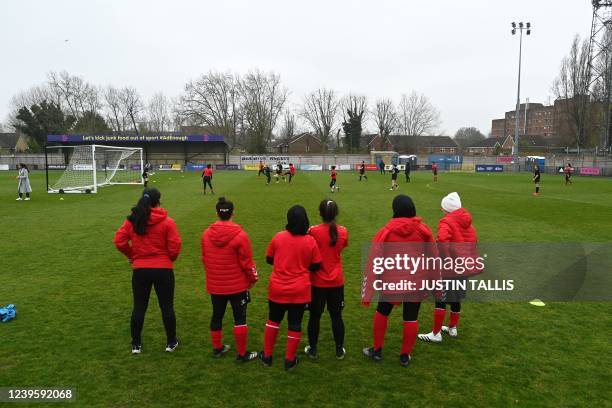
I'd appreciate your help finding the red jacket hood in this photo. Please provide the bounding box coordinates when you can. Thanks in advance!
[148,207,168,225]
[207,221,243,247]
[446,208,473,229]
[384,217,426,238]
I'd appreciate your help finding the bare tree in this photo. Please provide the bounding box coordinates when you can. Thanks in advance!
[301,88,340,151]
[145,92,172,132]
[47,71,101,119]
[454,126,485,150]
[552,35,595,147]
[118,87,143,134]
[103,86,127,133]
[278,109,297,146]
[341,94,368,152]
[373,98,399,145]
[177,71,240,146]
[398,91,441,136]
[238,70,287,153]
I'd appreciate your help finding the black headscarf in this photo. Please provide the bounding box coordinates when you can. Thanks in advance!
[392,194,416,218]
[286,205,310,235]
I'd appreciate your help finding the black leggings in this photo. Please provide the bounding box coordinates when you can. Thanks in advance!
[131,268,176,345]
[435,301,461,313]
[268,301,306,332]
[203,177,213,190]
[307,286,345,348]
[210,291,249,330]
[376,301,421,321]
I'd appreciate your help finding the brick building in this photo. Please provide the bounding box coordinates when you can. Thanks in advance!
[367,134,458,154]
[275,133,324,154]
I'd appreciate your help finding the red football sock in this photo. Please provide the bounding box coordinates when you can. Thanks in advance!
[263,320,280,357]
[286,330,301,361]
[401,321,418,355]
[449,312,460,328]
[210,329,223,350]
[433,308,446,335]
[233,325,248,356]
[373,311,389,350]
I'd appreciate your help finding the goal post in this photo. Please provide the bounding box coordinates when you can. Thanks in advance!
[45,144,144,193]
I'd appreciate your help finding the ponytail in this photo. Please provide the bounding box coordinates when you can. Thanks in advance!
[216,196,234,221]
[128,188,161,235]
[319,199,339,246]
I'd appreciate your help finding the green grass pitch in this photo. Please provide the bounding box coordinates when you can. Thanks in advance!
[0,170,611,407]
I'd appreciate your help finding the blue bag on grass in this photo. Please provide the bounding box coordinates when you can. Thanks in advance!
[0,304,16,322]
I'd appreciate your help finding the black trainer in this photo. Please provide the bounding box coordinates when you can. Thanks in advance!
[400,353,411,367]
[362,347,382,362]
[284,357,299,371]
[336,346,346,360]
[236,351,258,363]
[165,339,179,353]
[304,345,318,359]
[213,344,231,358]
[260,351,273,367]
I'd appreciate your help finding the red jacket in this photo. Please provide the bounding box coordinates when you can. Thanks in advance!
[114,207,182,269]
[437,208,480,278]
[201,220,258,295]
[309,223,348,287]
[362,217,436,303]
[266,231,322,304]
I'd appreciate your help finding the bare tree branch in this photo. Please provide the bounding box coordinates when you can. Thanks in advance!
[300,88,340,151]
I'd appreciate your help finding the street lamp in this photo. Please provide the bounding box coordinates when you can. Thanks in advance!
[511,21,531,172]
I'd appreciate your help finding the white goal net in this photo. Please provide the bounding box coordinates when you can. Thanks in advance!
[46,145,143,193]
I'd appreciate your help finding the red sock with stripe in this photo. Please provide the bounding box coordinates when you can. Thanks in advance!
[233,325,248,356]
[373,311,389,350]
[433,308,446,335]
[263,320,280,357]
[286,330,301,361]
[210,330,222,350]
[401,321,418,355]
[449,312,460,328]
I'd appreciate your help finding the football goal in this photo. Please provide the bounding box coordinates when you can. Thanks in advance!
[45,144,143,193]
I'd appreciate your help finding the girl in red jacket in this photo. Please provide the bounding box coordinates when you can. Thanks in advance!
[305,199,348,360]
[362,195,435,367]
[419,192,478,342]
[114,188,182,354]
[261,205,322,371]
[201,197,259,362]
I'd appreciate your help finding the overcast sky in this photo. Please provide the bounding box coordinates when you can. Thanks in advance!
[0,0,594,136]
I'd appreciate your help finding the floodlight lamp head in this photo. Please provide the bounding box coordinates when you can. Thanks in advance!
[512,22,516,28]
[512,29,516,35]
[526,29,531,35]
[519,22,524,28]
[526,22,531,28]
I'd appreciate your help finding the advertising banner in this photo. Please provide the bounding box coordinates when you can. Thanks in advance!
[47,134,224,143]
[215,164,239,170]
[328,164,351,170]
[476,164,504,172]
[496,156,514,164]
[0,164,10,170]
[579,167,601,176]
[185,164,205,171]
[301,164,323,171]
[354,164,378,171]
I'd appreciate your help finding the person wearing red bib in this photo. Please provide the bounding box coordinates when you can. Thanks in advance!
[261,205,322,370]
[305,199,348,360]
[202,164,214,194]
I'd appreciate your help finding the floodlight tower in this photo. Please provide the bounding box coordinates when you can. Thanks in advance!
[587,0,612,150]
[511,22,531,172]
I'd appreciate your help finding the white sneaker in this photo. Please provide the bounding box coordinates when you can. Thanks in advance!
[442,326,458,337]
[417,331,442,343]
[25,197,30,201]
[16,197,22,201]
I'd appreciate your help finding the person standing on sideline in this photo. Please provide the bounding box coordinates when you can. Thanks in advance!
[261,205,322,370]
[142,168,149,188]
[202,164,214,195]
[264,164,272,185]
[533,164,541,196]
[432,162,438,182]
[564,163,573,185]
[390,164,399,191]
[379,159,386,175]
[114,188,182,354]
[418,192,477,343]
[201,197,259,362]
[305,199,349,360]
[362,195,435,367]
[16,163,32,201]
[405,161,411,183]
[359,161,368,181]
